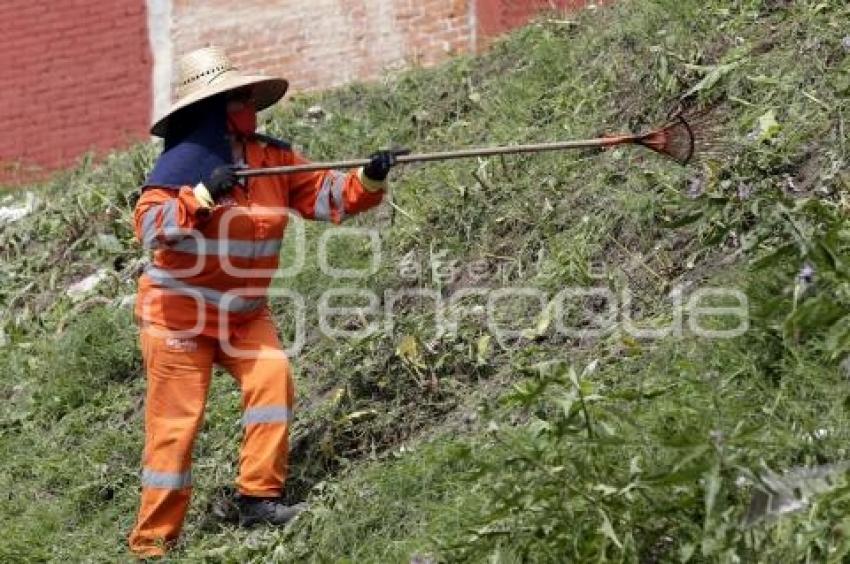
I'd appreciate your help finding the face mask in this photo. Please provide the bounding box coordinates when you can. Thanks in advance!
[226,101,257,137]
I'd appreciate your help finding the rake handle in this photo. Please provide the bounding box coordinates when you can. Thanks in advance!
[234,136,636,177]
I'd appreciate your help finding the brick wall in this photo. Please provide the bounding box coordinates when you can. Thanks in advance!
[168,1,592,95]
[0,1,152,185]
[1,0,596,185]
[169,0,474,94]
[475,0,591,48]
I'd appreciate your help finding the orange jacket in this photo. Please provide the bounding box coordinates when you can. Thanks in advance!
[134,136,385,337]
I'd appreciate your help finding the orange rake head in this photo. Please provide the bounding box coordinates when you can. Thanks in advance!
[634,115,696,166]
[599,115,696,166]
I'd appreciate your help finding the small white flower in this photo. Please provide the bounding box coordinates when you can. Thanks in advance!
[798,264,815,285]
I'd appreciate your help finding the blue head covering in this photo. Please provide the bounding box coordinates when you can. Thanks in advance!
[143,97,233,189]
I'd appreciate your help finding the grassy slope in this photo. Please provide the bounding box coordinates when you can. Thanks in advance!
[2,0,850,561]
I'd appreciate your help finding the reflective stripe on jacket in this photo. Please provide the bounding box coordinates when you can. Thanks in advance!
[133,137,384,337]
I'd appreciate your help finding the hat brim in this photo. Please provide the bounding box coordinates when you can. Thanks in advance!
[150,74,288,137]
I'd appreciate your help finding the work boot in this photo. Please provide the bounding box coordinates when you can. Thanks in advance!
[235,495,306,527]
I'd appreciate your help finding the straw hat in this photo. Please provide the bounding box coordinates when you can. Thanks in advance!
[150,46,288,137]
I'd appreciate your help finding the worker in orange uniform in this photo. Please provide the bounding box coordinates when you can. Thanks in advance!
[128,46,400,558]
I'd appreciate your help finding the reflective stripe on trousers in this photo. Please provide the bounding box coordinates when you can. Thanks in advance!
[141,468,192,490]
[242,405,290,426]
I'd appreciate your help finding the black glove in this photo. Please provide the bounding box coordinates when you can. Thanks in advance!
[363,148,409,182]
[205,165,239,199]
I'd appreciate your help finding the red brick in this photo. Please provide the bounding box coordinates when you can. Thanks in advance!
[475,0,591,48]
[0,0,150,185]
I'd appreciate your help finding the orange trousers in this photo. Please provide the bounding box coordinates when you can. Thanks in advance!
[128,314,294,557]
